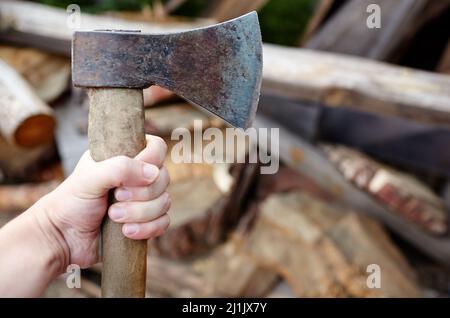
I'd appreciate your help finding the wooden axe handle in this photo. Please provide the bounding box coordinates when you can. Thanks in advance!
[88,88,147,298]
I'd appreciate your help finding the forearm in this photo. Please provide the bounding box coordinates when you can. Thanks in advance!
[0,196,68,297]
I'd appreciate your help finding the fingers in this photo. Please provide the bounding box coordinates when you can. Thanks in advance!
[79,155,159,196]
[109,192,171,223]
[122,214,170,240]
[114,166,170,202]
[143,86,176,107]
[71,135,167,197]
[135,135,167,168]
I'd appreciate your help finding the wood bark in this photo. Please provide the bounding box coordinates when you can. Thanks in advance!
[263,44,450,127]
[0,45,70,103]
[322,144,448,235]
[0,59,55,147]
[88,88,146,298]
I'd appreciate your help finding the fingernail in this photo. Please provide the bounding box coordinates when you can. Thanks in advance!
[109,206,125,220]
[115,188,131,201]
[143,164,158,181]
[124,224,139,235]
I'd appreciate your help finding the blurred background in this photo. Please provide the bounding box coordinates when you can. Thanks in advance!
[0,0,450,297]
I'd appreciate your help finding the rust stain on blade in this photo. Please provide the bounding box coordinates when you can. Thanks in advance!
[72,12,262,128]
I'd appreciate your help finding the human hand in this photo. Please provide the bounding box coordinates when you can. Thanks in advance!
[35,135,170,269]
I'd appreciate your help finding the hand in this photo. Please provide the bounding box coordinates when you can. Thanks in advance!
[35,135,170,269]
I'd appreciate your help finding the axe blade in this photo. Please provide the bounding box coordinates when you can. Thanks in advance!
[72,12,262,128]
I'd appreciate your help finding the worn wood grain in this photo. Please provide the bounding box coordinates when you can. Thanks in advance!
[263,44,450,127]
[88,88,147,298]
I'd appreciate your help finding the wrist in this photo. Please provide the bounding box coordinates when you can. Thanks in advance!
[27,194,71,277]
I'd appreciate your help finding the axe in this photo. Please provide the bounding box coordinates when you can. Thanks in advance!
[71,12,262,297]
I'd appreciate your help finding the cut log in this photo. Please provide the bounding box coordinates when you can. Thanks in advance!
[0,0,213,55]
[0,59,55,147]
[263,45,450,127]
[192,237,278,297]
[145,103,223,136]
[254,114,450,267]
[306,0,430,60]
[244,191,420,297]
[151,162,258,258]
[0,180,59,212]
[147,256,215,297]
[0,45,70,103]
[298,0,339,46]
[0,136,57,181]
[322,144,448,235]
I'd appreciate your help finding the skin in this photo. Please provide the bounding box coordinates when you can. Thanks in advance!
[0,134,170,297]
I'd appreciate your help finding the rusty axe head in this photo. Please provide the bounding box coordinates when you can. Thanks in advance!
[72,12,262,128]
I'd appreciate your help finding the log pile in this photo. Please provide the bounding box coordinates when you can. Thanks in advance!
[0,0,449,299]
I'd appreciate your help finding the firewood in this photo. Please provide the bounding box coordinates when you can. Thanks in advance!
[147,255,215,297]
[263,45,450,127]
[0,59,55,147]
[0,46,70,103]
[298,0,338,46]
[244,191,420,297]
[306,0,431,60]
[322,144,448,235]
[152,162,258,259]
[254,115,450,267]
[0,136,57,181]
[145,103,223,136]
[192,237,278,297]
[0,180,59,212]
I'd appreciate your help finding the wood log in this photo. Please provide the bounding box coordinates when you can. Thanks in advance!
[0,136,57,181]
[298,0,339,46]
[192,237,278,297]
[144,103,223,137]
[254,114,450,267]
[0,59,55,147]
[322,144,448,235]
[147,255,215,297]
[244,191,420,297]
[263,44,450,127]
[0,180,59,212]
[151,162,258,258]
[0,45,70,103]
[0,0,213,55]
[306,0,430,60]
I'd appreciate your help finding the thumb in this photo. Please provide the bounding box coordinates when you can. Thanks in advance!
[69,151,160,198]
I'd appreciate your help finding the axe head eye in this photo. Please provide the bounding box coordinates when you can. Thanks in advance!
[72,12,262,129]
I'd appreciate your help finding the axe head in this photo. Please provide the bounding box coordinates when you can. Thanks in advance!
[72,12,262,128]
